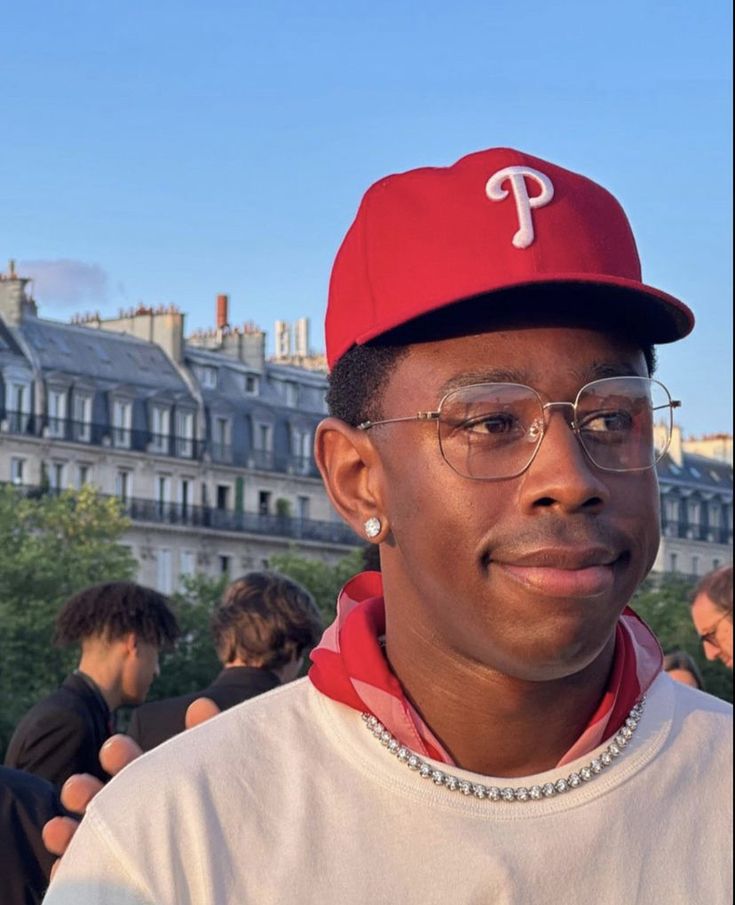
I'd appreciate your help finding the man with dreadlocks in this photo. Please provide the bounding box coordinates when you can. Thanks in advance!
[5,582,179,790]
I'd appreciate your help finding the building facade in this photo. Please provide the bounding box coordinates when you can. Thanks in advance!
[1,265,731,590]
[0,270,359,593]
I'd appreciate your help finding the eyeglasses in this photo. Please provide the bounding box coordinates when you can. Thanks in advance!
[358,376,680,481]
[698,611,732,650]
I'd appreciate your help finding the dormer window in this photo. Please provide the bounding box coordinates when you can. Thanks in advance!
[195,365,218,389]
[48,389,67,439]
[150,405,171,454]
[112,399,133,449]
[72,393,93,442]
[245,375,259,395]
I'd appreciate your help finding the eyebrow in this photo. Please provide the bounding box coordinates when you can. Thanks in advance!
[437,361,643,396]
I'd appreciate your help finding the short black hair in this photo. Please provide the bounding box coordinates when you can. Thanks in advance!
[54,582,180,649]
[327,287,658,427]
[211,571,322,670]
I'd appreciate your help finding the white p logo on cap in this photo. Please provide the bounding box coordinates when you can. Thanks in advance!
[485,166,555,249]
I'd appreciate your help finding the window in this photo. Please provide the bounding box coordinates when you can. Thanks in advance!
[10,457,24,486]
[258,491,271,515]
[150,406,170,454]
[216,485,230,510]
[256,424,271,450]
[691,556,700,576]
[157,549,173,594]
[669,552,678,573]
[178,478,192,515]
[77,464,91,488]
[176,410,194,458]
[73,393,92,442]
[284,382,298,407]
[213,416,231,461]
[48,462,65,491]
[8,381,31,432]
[219,555,231,575]
[156,476,171,516]
[245,375,258,395]
[115,470,132,502]
[112,399,132,448]
[298,496,311,520]
[195,365,218,389]
[48,389,67,438]
[180,550,197,578]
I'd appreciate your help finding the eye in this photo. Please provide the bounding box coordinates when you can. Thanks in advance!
[459,411,525,437]
[579,409,634,434]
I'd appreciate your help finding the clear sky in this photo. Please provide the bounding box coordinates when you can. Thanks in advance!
[1,0,731,436]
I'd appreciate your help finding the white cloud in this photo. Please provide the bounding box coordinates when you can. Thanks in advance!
[18,259,108,307]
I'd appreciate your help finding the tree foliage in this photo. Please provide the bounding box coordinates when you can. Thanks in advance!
[0,485,137,756]
[632,575,732,703]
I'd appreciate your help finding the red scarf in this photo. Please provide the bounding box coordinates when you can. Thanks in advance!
[309,571,663,767]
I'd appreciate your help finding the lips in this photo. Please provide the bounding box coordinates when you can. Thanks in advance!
[490,547,622,598]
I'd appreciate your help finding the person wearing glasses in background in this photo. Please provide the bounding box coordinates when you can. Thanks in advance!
[44,148,732,904]
[691,565,733,670]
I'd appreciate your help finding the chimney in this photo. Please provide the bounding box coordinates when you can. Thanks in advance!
[216,294,229,330]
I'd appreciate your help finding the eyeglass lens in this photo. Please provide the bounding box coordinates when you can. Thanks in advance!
[437,377,672,480]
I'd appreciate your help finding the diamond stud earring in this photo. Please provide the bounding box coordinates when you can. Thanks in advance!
[364,517,381,539]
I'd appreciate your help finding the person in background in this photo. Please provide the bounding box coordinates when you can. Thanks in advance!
[691,565,733,670]
[663,650,704,690]
[127,571,322,751]
[0,766,61,904]
[4,582,179,789]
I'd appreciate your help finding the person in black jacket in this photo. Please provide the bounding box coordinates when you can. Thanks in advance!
[4,582,179,790]
[0,766,61,905]
[128,571,322,751]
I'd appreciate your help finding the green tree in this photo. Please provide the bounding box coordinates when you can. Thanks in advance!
[0,485,137,757]
[632,575,732,703]
[270,547,365,624]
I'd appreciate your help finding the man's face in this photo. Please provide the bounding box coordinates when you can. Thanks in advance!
[372,325,661,681]
[121,640,161,706]
[691,593,733,669]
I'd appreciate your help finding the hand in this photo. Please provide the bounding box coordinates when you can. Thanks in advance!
[42,698,221,875]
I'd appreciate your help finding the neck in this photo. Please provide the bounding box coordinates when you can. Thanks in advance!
[385,611,615,778]
[77,655,123,711]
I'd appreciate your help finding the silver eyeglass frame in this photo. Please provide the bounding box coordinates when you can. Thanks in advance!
[357,376,681,481]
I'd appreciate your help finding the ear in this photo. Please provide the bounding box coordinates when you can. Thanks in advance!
[122,632,138,657]
[315,417,388,543]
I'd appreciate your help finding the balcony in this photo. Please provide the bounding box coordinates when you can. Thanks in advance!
[118,496,360,546]
[1,412,322,478]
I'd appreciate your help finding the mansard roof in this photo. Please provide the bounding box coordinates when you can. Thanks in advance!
[14,317,190,393]
[658,450,733,496]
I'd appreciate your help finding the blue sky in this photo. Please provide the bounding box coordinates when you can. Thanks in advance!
[1,0,731,436]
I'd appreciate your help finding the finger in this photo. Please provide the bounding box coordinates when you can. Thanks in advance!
[61,774,103,815]
[185,697,221,729]
[99,733,143,775]
[42,815,79,856]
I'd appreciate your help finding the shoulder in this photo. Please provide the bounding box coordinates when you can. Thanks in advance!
[0,765,60,819]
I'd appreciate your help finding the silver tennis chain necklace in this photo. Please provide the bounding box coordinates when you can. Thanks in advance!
[362,696,645,803]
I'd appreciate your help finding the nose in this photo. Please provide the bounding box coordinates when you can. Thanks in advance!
[703,641,720,662]
[518,408,610,514]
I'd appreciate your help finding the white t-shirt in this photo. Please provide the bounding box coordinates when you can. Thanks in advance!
[44,673,732,905]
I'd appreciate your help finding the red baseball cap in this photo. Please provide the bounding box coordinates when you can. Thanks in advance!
[325,147,695,367]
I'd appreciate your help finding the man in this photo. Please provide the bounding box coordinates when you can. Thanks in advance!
[0,766,61,904]
[44,148,732,904]
[691,564,733,669]
[5,582,178,789]
[127,571,322,751]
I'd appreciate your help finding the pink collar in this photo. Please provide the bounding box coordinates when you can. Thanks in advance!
[309,571,663,767]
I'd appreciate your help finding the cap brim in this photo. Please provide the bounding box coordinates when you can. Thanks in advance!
[354,274,694,350]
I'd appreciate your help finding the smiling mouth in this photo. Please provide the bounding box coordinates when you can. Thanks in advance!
[489,549,624,598]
